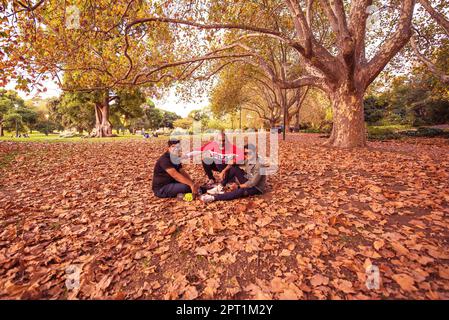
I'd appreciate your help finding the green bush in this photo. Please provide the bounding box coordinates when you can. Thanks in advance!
[299,121,332,134]
[368,125,449,140]
[402,127,449,138]
[364,96,386,125]
[367,125,408,141]
[35,120,58,135]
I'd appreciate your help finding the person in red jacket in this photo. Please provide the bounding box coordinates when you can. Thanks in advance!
[186,131,244,186]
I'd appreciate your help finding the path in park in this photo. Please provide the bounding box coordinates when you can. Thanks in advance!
[0,134,448,299]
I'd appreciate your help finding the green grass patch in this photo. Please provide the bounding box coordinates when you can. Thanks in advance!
[368,124,412,134]
[367,124,411,141]
[367,125,449,140]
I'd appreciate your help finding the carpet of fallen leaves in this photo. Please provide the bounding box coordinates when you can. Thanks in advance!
[0,134,448,300]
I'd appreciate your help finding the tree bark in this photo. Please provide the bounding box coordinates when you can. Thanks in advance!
[327,86,366,148]
[0,122,3,137]
[292,87,309,131]
[295,110,300,130]
[93,95,113,138]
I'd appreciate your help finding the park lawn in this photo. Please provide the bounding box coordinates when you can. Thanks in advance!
[0,134,448,300]
[367,124,412,135]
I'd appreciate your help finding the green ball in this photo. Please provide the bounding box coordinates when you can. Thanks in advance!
[183,193,193,201]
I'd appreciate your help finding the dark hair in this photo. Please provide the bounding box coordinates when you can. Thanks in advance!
[167,139,180,147]
[244,143,256,152]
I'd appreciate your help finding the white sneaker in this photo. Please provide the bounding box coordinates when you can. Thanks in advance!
[200,194,216,203]
[207,184,224,195]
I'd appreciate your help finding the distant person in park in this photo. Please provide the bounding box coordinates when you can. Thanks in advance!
[193,130,244,186]
[200,143,266,202]
[152,139,199,198]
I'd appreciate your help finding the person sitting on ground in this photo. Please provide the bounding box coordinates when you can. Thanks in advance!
[152,139,199,198]
[193,130,244,186]
[200,143,266,202]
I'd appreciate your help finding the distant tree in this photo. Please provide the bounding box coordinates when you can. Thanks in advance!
[124,98,183,132]
[59,92,96,134]
[55,88,146,135]
[144,106,164,130]
[0,101,9,136]
[371,74,449,126]
[173,118,193,130]
[2,112,26,136]
[45,97,65,132]
[161,111,181,129]
[188,109,210,128]
[16,106,38,132]
[206,118,228,131]
[210,63,306,131]
[110,89,146,134]
[364,96,386,125]
[35,120,58,136]
[0,89,26,136]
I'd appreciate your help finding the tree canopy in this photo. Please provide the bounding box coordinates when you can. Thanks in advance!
[1,0,448,145]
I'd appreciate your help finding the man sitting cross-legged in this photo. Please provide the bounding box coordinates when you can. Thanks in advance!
[152,139,199,198]
[200,144,266,202]
[199,130,244,186]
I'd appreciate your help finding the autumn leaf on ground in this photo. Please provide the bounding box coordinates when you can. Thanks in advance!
[392,274,417,292]
[1,136,448,300]
[310,274,329,287]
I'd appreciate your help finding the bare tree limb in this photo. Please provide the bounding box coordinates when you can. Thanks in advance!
[126,16,291,43]
[411,36,449,84]
[348,0,372,64]
[418,0,449,34]
[363,0,415,89]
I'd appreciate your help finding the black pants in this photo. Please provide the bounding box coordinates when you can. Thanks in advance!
[202,160,227,181]
[214,165,261,201]
[154,183,191,198]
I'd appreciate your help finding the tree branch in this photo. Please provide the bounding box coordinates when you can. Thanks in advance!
[418,0,449,35]
[348,0,372,64]
[363,0,415,89]
[126,16,291,43]
[411,36,449,84]
[276,75,327,91]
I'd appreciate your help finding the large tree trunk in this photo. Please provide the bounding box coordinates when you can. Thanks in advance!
[327,86,366,148]
[293,87,309,131]
[93,95,113,138]
[295,111,300,131]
